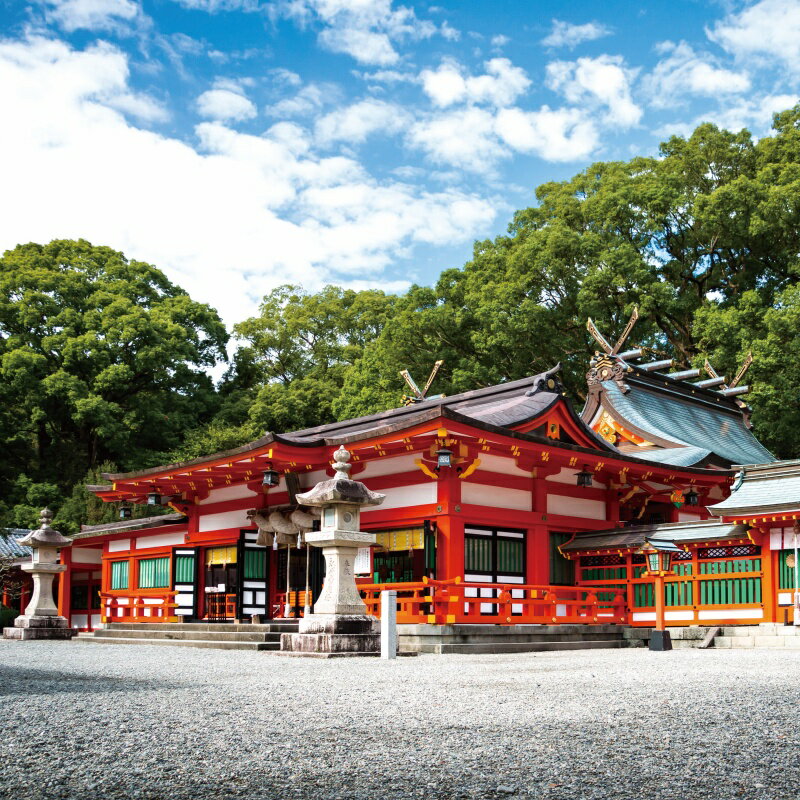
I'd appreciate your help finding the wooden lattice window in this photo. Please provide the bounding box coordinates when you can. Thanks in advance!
[138,557,170,589]
[110,560,129,590]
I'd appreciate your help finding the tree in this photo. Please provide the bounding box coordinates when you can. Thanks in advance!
[0,239,228,528]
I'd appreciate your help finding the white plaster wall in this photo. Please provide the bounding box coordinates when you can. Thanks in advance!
[73,548,102,564]
[108,538,131,553]
[198,484,260,505]
[462,482,531,511]
[473,454,530,476]
[363,482,437,511]
[135,532,187,549]
[199,510,250,532]
[358,454,419,479]
[771,528,799,550]
[547,494,607,520]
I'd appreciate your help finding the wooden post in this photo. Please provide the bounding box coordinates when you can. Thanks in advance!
[57,546,72,625]
[649,574,672,651]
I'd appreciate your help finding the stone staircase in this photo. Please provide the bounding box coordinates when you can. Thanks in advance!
[624,623,800,649]
[75,620,300,651]
[397,624,628,654]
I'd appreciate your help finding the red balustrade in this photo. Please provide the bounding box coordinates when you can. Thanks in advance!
[359,577,626,626]
[100,592,178,624]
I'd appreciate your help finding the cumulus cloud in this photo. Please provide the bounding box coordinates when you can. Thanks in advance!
[407,107,504,172]
[39,0,142,32]
[541,19,611,49]
[708,0,800,71]
[495,106,598,161]
[196,85,257,121]
[0,36,495,328]
[315,98,411,145]
[546,54,641,127]
[281,0,448,66]
[655,93,798,139]
[643,42,750,108]
[420,58,531,108]
[266,83,335,117]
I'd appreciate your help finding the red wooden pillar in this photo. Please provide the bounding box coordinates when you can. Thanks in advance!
[526,525,550,584]
[761,527,776,623]
[57,546,72,623]
[437,470,463,581]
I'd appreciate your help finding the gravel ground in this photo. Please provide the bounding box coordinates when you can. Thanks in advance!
[1,642,799,800]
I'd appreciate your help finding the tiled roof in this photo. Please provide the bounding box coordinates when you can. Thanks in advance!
[0,530,32,560]
[74,513,187,539]
[561,519,750,551]
[709,460,800,517]
[596,373,774,468]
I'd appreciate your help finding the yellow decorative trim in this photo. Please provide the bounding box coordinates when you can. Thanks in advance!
[446,614,456,624]
[414,458,439,481]
[458,458,481,480]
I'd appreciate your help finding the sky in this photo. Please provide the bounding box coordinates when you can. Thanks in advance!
[1,0,799,332]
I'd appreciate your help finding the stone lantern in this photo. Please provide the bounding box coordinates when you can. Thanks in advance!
[280,446,385,656]
[3,508,75,640]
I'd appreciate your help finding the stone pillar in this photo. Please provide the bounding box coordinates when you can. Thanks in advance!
[4,509,76,640]
[280,447,385,657]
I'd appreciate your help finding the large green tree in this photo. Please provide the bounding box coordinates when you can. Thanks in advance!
[0,239,228,529]
[336,108,800,439]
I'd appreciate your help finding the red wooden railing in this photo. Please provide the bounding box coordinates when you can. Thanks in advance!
[100,592,178,624]
[359,577,626,626]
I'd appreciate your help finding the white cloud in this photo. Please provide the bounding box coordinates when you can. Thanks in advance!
[655,93,798,139]
[546,54,641,127]
[420,58,531,108]
[541,19,611,49]
[169,0,262,10]
[0,36,495,329]
[643,42,750,107]
[495,106,598,161]
[39,0,141,32]
[196,86,257,121]
[282,0,446,65]
[491,34,509,49]
[709,0,800,71]
[315,98,410,145]
[266,83,335,117]
[407,107,505,172]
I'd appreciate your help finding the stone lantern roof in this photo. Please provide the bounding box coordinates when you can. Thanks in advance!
[17,508,71,548]
[295,447,385,507]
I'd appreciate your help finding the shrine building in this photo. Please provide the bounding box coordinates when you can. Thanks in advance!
[56,320,798,633]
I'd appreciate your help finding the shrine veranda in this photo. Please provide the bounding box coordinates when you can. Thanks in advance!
[40,343,800,634]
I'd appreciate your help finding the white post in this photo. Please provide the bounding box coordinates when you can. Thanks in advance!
[380,590,397,660]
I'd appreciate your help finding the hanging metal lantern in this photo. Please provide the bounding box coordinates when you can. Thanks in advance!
[435,448,453,469]
[119,503,132,520]
[262,467,280,487]
[146,490,161,506]
[575,466,593,488]
[685,488,699,506]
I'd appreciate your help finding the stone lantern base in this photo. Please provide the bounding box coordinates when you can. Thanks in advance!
[280,614,379,657]
[3,615,75,641]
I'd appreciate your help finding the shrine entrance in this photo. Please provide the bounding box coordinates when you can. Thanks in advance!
[203,546,238,621]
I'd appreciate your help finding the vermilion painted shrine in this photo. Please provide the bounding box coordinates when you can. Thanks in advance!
[49,319,800,634]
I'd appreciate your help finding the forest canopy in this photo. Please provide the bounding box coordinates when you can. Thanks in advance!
[3,108,800,531]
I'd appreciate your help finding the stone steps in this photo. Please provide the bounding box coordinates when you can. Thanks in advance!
[74,620,299,651]
[410,639,627,655]
[76,634,278,651]
[397,623,628,655]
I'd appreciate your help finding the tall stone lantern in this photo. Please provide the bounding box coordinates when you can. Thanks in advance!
[3,508,76,640]
[280,446,385,656]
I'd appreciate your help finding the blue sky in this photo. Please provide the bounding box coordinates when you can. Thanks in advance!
[1,0,798,330]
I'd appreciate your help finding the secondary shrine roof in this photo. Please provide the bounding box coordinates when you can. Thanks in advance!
[0,530,31,560]
[561,519,750,553]
[583,361,774,469]
[709,460,800,519]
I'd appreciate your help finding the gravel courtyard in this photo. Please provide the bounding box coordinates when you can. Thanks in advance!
[1,641,798,800]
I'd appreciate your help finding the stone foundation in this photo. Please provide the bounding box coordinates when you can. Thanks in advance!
[3,615,75,641]
[280,614,379,657]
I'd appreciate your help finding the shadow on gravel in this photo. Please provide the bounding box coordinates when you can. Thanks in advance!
[0,665,158,696]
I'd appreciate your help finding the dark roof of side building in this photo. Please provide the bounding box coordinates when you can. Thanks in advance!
[561,519,750,552]
[73,513,187,540]
[709,460,800,518]
[0,530,32,560]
